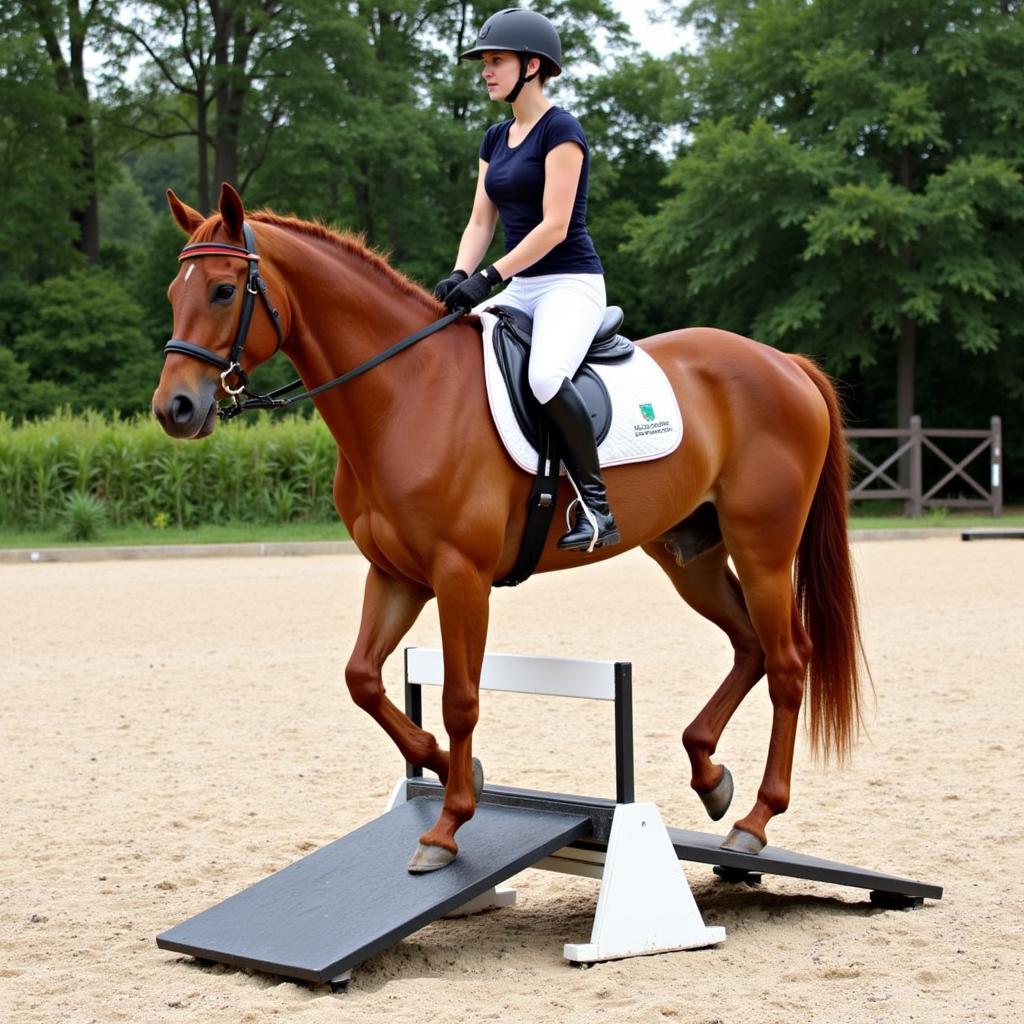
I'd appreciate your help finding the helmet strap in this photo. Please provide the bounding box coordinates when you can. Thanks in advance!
[505,54,539,104]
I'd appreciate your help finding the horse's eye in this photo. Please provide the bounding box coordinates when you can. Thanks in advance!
[213,284,236,303]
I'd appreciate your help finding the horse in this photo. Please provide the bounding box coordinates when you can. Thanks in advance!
[153,182,864,872]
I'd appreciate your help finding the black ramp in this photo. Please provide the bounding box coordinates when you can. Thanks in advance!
[157,796,590,984]
[665,826,942,899]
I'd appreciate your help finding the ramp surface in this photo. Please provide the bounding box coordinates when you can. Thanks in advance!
[664,826,943,899]
[157,796,590,984]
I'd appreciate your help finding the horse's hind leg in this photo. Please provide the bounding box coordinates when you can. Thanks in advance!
[345,564,450,781]
[642,540,765,819]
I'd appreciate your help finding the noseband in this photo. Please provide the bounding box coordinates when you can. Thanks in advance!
[163,223,284,410]
[162,220,464,421]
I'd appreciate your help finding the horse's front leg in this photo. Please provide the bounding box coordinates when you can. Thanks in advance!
[408,551,490,873]
[345,564,450,780]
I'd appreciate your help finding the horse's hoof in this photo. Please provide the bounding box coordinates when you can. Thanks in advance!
[721,826,766,855]
[697,766,733,821]
[471,756,484,800]
[407,843,457,874]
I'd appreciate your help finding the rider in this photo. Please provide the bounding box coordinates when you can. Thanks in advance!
[434,7,619,553]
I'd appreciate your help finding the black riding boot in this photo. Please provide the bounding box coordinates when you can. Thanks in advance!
[542,377,621,552]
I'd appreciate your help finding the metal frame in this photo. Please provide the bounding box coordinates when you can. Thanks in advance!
[401,647,940,904]
[403,647,634,804]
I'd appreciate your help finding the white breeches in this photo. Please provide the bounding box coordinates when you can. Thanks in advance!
[478,272,607,405]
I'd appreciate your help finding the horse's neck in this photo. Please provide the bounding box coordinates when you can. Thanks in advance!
[274,229,460,466]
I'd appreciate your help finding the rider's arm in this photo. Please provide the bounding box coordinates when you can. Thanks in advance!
[453,160,499,274]
[491,142,583,281]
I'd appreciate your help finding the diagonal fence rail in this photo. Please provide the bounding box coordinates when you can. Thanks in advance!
[845,416,1002,517]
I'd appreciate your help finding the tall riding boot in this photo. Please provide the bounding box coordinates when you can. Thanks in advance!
[542,378,621,553]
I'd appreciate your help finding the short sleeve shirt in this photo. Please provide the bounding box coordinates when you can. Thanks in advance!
[479,106,603,278]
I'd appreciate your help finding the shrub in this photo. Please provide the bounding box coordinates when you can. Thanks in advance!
[0,409,339,531]
[60,490,107,542]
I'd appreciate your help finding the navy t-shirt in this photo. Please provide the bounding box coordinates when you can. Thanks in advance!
[479,106,604,277]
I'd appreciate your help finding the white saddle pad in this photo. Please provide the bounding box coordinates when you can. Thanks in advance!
[478,310,683,474]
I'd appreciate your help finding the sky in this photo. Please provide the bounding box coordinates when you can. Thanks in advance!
[610,2,695,57]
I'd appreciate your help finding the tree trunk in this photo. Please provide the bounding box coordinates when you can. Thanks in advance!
[897,145,916,492]
[69,21,99,260]
[35,0,100,261]
[196,75,211,212]
[212,4,252,193]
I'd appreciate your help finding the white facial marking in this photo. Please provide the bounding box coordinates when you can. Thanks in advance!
[185,263,195,282]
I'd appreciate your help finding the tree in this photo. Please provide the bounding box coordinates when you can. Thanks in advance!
[114,0,304,212]
[0,21,82,278]
[4,0,120,261]
[631,0,1024,437]
[8,268,160,416]
[576,53,686,337]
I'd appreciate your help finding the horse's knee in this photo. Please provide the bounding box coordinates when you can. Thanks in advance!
[442,692,479,737]
[344,660,383,713]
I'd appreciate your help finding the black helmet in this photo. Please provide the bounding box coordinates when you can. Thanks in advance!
[460,8,563,76]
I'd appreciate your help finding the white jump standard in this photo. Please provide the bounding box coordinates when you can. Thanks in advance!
[155,649,942,988]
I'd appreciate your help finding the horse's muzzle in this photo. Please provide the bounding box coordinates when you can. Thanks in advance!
[152,383,218,439]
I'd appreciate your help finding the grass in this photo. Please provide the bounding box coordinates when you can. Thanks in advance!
[1,509,1021,551]
[848,511,1024,529]
[0,520,350,549]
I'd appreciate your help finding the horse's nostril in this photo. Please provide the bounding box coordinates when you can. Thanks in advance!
[170,394,195,425]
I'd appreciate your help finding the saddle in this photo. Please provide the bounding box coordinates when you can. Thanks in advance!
[487,304,634,452]
[485,304,634,588]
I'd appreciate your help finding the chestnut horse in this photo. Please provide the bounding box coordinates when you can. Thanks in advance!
[153,183,864,872]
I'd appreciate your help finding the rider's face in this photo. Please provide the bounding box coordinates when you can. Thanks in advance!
[481,51,535,102]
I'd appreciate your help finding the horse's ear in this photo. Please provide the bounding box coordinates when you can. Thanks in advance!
[219,182,246,240]
[166,189,204,235]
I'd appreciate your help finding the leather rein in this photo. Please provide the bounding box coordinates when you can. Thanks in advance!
[162,222,463,421]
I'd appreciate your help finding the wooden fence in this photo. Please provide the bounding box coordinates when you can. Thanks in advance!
[845,416,1003,517]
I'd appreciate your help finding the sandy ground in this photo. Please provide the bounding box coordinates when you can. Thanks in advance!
[1,537,1022,1024]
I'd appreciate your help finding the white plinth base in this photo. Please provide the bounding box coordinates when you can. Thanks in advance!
[563,802,726,963]
[444,886,517,918]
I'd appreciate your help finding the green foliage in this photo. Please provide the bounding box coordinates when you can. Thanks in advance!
[0,410,339,531]
[5,267,159,417]
[0,19,82,279]
[3,0,1022,496]
[634,0,1024,368]
[60,490,107,541]
[100,168,158,256]
[632,0,1024,495]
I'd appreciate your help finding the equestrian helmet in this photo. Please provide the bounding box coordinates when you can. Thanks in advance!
[460,8,563,76]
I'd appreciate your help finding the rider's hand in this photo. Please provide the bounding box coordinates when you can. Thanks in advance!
[433,269,468,302]
[444,265,502,312]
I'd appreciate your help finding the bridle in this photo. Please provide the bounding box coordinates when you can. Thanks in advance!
[163,223,284,406]
[162,221,463,421]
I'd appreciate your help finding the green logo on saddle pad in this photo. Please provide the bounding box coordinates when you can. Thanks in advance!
[639,403,656,422]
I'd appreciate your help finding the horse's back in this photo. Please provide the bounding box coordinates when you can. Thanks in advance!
[639,326,829,445]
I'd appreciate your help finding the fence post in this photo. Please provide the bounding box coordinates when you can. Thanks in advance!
[908,416,923,518]
[991,416,1003,518]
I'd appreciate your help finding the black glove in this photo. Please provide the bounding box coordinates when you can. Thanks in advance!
[444,265,502,312]
[433,269,467,302]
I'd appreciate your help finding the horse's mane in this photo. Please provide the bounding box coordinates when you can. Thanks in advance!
[193,210,445,315]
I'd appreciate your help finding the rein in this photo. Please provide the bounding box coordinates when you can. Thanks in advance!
[162,222,463,421]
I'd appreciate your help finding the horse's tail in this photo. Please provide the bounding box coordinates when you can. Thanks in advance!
[789,354,867,764]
